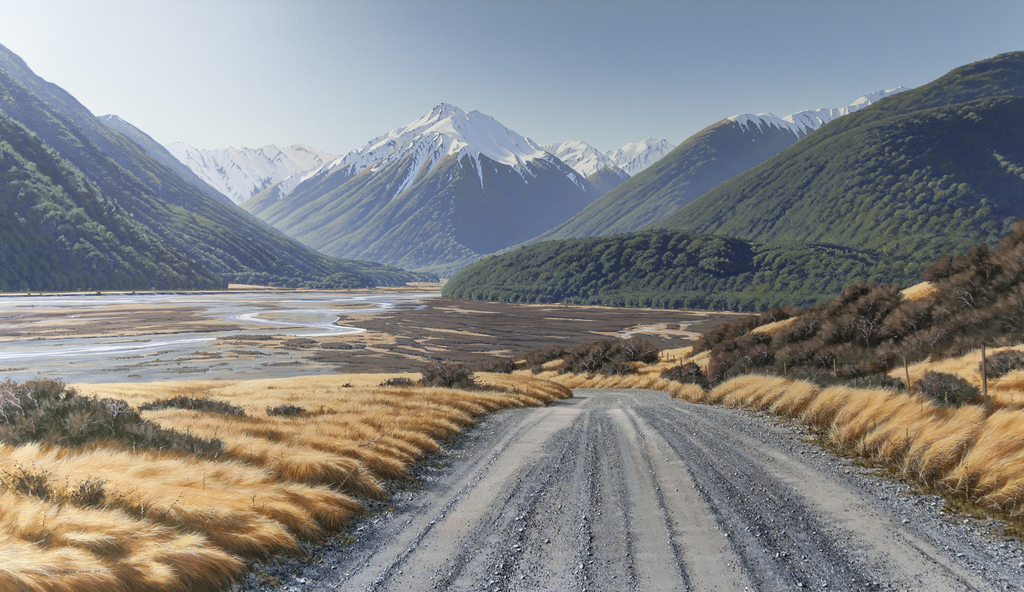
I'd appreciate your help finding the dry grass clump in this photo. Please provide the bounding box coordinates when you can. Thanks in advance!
[901,281,937,301]
[0,372,574,592]
[667,370,1024,531]
[0,491,243,592]
[895,345,1024,411]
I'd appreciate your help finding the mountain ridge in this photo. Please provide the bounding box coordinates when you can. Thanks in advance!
[242,104,603,273]
[529,88,906,243]
[653,51,1024,271]
[0,42,432,289]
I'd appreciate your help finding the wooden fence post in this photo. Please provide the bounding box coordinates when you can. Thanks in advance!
[982,344,988,400]
[903,356,911,390]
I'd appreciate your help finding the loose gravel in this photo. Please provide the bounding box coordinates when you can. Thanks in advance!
[234,388,1024,591]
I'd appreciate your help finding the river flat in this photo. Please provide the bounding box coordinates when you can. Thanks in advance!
[0,291,735,384]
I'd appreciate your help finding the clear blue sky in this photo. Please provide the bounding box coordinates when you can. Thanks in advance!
[0,0,1020,154]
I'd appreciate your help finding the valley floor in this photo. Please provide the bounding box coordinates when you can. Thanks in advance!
[236,388,1024,592]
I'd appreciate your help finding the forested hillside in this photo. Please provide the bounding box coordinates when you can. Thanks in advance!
[654,52,1024,274]
[0,43,431,289]
[533,118,802,242]
[443,229,907,311]
[0,114,223,291]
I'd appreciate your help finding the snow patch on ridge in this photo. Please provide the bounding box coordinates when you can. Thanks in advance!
[164,142,337,204]
[729,87,908,138]
[309,103,551,194]
[605,138,676,177]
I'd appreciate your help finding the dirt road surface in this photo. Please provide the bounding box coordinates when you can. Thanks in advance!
[241,389,1024,591]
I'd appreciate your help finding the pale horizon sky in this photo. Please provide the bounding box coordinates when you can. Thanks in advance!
[0,0,1021,155]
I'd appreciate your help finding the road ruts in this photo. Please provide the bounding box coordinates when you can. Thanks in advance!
[242,389,1024,592]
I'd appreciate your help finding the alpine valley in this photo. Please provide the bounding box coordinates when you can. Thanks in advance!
[0,43,432,291]
[445,52,1024,311]
[229,105,675,275]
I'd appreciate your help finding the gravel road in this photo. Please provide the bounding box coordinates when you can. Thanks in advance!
[238,389,1024,591]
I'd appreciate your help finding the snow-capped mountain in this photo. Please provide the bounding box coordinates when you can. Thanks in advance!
[728,87,908,137]
[242,104,601,273]
[543,138,676,179]
[261,103,559,205]
[541,141,622,177]
[533,88,911,243]
[540,140,630,193]
[606,138,677,177]
[165,142,337,204]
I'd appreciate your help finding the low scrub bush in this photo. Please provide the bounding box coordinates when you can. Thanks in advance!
[65,477,107,507]
[0,378,223,457]
[524,345,566,373]
[0,463,108,508]
[420,361,476,389]
[139,396,245,416]
[0,463,53,500]
[475,357,517,374]
[914,371,980,407]
[561,337,660,376]
[619,336,661,363]
[984,350,1024,378]
[518,338,661,376]
[661,362,710,389]
[266,404,306,417]
[379,377,416,387]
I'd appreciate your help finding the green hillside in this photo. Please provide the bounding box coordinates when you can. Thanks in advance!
[443,229,909,311]
[0,44,431,289]
[97,114,232,206]
[654,52,1024,273]
[534,118,803,242]
[584,166,629,194]
[0,113,223,291]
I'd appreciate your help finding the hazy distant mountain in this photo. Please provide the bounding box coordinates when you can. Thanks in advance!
[242,103,603,274]
[534,88,907,242]
[606,138,676,176]
[541,141,630,194]
[0,42,432,289]
[165,142,337,205]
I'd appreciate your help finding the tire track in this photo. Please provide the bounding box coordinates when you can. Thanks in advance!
[239,388,1023,592]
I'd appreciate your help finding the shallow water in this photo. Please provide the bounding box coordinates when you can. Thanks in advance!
[0,291,438,383]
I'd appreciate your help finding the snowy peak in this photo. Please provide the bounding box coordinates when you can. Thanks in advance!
[304,103,553,197]
[606,138,676,176]
[542,138,675,178]
[542,141,623,178]
[165,142,337,204]
[729,87,909,138]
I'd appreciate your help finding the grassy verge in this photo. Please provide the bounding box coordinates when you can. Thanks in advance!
[544,345,1024,534]
[0,373,570,591]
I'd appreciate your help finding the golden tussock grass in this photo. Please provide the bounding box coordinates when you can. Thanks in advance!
[750,316,798,335]
[0,491,242,592]
[0,372,571,592]
[893,344,1024,411]
[901,281,937,301]
[657,366,1024,531]
[552,334,1024,530]
[540,369,706,401]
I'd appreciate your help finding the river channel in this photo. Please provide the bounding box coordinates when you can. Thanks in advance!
[0,291,438,384]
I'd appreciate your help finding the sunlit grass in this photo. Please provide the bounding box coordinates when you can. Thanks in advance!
[0,372,569,591]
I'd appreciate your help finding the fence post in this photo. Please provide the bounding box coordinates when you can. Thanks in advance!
[982,344,988,400]
[903,356,911,390]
